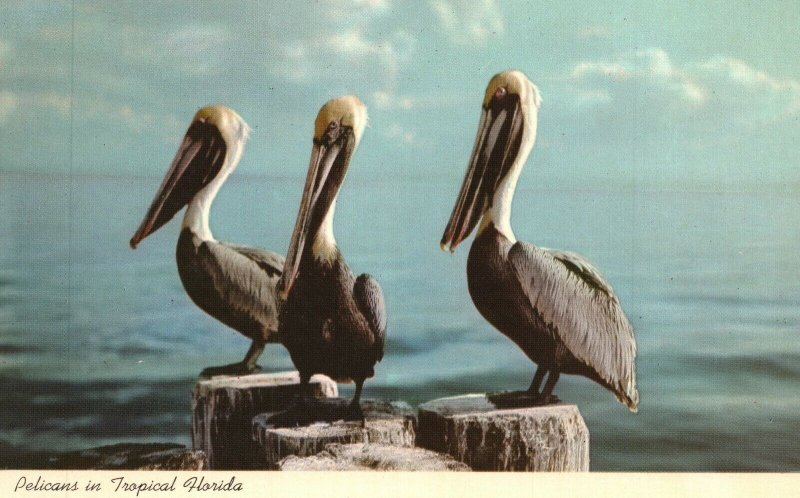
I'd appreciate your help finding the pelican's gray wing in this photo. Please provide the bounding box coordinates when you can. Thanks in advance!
[195,239,284,340]
[218,242,284,279]
[508,241,638,411]
[353,273,386,361]
[542,248,615,296]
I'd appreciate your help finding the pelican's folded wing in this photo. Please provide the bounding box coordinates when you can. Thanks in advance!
[219,242,284,279]
[196,240,284,337]
[353,273,387,361]
[508,241,638,411]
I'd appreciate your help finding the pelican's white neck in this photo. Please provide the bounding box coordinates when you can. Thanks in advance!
[181,141,242,243]
[482,172,520,243]
[182,185,217,242]
[312,197,338,262]
[480,105,538,243]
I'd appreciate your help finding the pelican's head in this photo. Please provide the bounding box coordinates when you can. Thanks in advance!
[313,95,368,149]
[129,104,249,249]
[278,96,368,299]
[440,70,541,252]
[195,105,250,146]
[481,70,541,113]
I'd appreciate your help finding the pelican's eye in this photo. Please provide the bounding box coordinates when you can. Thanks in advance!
[494,86,507,100]
[321,119,343,145]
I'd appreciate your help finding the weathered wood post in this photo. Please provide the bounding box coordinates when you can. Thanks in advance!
[251,399,417,469]
[277,443,470,471]
[192,371,337,469]
[417,394,590,471]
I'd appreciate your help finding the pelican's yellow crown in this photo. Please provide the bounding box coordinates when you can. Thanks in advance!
[314,96,368,144]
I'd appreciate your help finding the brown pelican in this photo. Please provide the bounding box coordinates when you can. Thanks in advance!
[130,105,284,378]
[270,96,386,426]
[440,70,639,412]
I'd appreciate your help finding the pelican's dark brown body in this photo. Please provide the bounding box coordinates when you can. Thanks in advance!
[441,70,639,410]
[268,96,385,425]
[129,105,285,377]
[467,223,613,388]
[280,248,384,385]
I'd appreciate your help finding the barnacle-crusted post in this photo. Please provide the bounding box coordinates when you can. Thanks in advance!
[251,400,417,469]
[192,371,337,469]
[416,394,590,471]
[278,443,470,471]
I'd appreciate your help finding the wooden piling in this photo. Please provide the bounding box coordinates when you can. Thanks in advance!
[278,442,470,471]
[251,399,416,469]
[191,371,337,469]
[417,394,590,471]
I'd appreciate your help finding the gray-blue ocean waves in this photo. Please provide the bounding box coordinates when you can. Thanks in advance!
[680,352,800,381]
[0,344,42,354]
[385,323,498,356]
[0,377,194,452]
[571,379,800,471]
[3,175,800,470]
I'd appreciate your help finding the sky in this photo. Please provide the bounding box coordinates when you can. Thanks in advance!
[0,0,798,190]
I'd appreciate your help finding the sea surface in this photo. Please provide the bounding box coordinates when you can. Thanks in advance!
[1,172,799,471]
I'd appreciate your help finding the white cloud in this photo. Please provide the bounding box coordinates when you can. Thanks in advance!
[569,88,611,107]
[699,56,800,119]
[386,123,415,143]
[371,89,414,110]
[353,0,390,8]
[89,22,232,78]
[430,0,504,44]
[160,25,230,76]
[566,48,800,128]
[329,30,388,58]
[571,48,707,105]
[265,0,410,83]
[0,90,70,122]
[166,25,229,57]
[79,98,157,133]
[0,88,182,137]
[327,0,390,19]
[259,1,418,99]
[272,28,416,85]
[701,57,799,91]
[0,90,18,123]
[38,92,71,115]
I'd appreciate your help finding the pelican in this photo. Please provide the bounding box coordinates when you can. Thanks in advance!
[271,96,386,426]
[130,105,284,378]
[440,71,639,411]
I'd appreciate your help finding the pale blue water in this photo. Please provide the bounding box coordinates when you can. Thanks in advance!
[1,172,799,470]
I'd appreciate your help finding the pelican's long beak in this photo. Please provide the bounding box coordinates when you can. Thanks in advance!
[129,119,227,248]
[441,94,525,252]
[278,130,355,299]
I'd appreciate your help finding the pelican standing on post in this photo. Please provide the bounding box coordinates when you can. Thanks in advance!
[440,71,639,411]
[130,105,284,378]
[272,96,386,426]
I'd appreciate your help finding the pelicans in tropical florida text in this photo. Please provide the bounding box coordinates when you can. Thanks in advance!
[130,105,284,378]
[440,70,639,411]
[271,96,386,426]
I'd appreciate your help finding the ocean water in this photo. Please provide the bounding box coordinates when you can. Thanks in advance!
[1,172,799,471]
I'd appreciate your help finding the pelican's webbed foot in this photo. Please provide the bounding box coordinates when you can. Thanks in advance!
[532,393,561,406]
[268,398,366,428]
[341,401,366,427]
[199,362,262,378]
[487,391,561,409]
[266,395,317,428]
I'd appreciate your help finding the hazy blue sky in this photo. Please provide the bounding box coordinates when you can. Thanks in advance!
[1,1,798,189]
